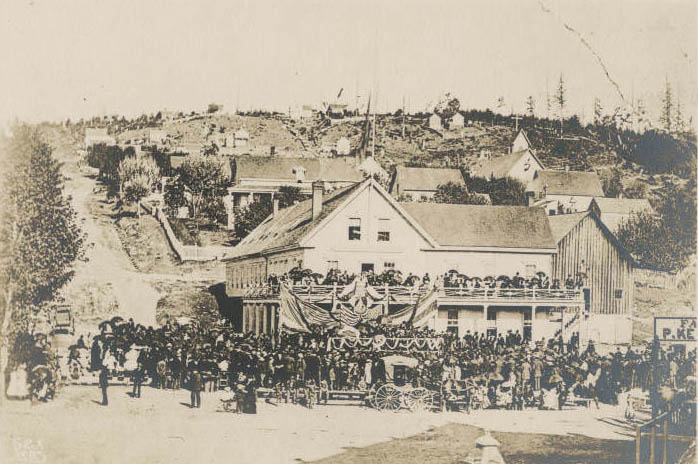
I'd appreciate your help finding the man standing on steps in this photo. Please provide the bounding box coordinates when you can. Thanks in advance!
[99,367,109,406]
[189,367,202,408]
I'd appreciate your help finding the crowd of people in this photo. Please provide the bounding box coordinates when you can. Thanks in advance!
[269,267,587,291]
[60,313,696,417]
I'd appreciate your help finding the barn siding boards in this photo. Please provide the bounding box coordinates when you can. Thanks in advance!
[550,214,633,316]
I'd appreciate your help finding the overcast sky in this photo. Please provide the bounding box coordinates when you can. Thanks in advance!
[1,0,695,126]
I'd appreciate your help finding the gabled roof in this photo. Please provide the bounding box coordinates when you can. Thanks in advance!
[589,197,653,215]
[512,129,532,149]
[473,149,544,179]
[232,156,363,183]
[399,203,557,250]
[224,182,364,261]
[547,212,589,242]
[548,211,636,263]
[391,166,465,192]
[528,170,604,197]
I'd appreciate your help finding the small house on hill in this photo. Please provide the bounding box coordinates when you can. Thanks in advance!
[389,166,465,201]
[527,170,604,214]
[84,128,115,147]
[548,212,634,346]
[448,113,464,129]
[588,197,654,233]
[428,113,442,130]
[234,129,250,148]
[327,103,347,119]
[336,137,351,156]
[148,129,167,145]
[472,149,544,185]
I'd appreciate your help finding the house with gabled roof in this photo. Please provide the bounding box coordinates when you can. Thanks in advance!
[511,129,533,153]
[471,148,545,185]
[389,166,466,201]
[588,197,654,233]
[548,211,635,346]
[527,170,605,215]
[225,178,590,338]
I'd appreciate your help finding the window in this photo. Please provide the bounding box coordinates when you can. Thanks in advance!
[614,289,623,299]
[384,262,395,270]
[447,309,459,336]
[327,260,338,272]
[348,218,361,240]
[377,218,390,242]
[487,308,497,321]
[361,263,374,273]
[525,264,536,278]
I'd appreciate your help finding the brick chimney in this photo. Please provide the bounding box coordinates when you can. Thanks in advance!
[273,197,280,217]
[312,181,324,221]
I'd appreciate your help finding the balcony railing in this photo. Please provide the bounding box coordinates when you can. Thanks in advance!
[243,283,584,303]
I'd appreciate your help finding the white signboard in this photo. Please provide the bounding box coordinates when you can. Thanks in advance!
[655,317,697,343]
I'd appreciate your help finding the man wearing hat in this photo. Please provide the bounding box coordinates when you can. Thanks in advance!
[190,367,203,408]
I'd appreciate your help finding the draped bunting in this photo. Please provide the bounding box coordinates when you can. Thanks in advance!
[279,284,338,332]
[384,286,438,326]
[278,279,438,334]
[327,337,443,351]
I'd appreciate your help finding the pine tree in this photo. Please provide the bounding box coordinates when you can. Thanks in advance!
[675,94,685,134]
[660,78,672,133]
[526,96,536,118]
[0,126,85,403]
[556,74,566,134]
[593,98,603,126]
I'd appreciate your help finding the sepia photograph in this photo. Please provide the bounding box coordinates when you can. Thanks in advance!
[0,1,696,463]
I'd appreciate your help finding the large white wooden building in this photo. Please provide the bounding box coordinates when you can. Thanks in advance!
[223,178,632,343]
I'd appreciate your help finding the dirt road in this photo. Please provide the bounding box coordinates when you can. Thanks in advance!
[0,385,637,464]
[61,168,162,327]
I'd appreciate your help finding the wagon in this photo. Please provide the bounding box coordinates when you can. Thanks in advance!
[366,355,438,411]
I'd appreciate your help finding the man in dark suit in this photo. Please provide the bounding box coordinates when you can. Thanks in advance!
[132,363,144,398]
[190,368,202,408]
[99,367,109,406]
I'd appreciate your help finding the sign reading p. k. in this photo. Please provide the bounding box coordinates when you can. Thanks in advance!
[655,317,697,343]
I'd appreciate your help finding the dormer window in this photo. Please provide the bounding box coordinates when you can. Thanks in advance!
[523,158,531,171]
[293,167,306,183]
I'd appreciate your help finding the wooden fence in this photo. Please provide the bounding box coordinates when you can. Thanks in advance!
[635,268,681,290]
[141,200,234,262]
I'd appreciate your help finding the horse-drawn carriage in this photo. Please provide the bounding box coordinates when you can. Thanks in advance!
[366,355,440,411]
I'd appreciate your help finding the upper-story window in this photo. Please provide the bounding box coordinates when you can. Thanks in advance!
[348,218,361,240]
[293,166,306,183]
[377,218,390,242]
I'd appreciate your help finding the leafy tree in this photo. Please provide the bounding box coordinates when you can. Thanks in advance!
[600,168,624,197]
[433,93,460,120]
[617,180,696,272]
[0,126,85,401]
[623,181,648,199]
[165,155,229,223]
[235,197,272,240]
[433,182,490,205]
[277,185,307,207]
[465,175,528,206]
[234,187,307,240]
[118,154,161,219]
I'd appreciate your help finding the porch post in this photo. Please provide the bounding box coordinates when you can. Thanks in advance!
[270,304,276,337]
[532,306,538,343]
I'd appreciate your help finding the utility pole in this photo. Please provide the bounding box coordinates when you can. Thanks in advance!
[513,115,522,132]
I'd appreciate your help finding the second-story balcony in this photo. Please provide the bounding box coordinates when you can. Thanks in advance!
[241,283,585,306]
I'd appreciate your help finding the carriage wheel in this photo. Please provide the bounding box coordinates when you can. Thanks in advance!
[374,384,402,411]
[406,387,434,412]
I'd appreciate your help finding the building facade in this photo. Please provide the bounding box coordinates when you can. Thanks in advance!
[549,212,634,346]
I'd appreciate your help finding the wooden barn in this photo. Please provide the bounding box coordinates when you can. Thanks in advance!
[548,212,635,346]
